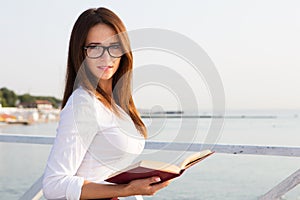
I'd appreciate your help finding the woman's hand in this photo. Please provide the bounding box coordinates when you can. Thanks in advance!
[124,177,171,196]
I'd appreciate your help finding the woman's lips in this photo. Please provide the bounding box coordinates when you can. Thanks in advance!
[97,66,113,70]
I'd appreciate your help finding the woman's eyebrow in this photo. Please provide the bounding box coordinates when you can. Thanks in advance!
[86,42,101,46]
[109,42,120,45]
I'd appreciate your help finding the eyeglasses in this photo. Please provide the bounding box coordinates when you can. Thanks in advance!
[83,44,123,59]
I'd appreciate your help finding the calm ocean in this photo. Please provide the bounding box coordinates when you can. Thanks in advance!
[0,110,300,200]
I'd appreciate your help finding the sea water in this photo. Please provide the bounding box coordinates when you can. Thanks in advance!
[0,111,300,200]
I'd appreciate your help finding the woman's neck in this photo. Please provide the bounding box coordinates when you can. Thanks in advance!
[99,79,112,95]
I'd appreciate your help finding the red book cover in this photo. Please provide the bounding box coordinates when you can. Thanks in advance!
[105,150,214,184]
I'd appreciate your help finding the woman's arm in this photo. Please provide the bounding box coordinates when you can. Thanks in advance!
[81,177,170,199]
[43,91,102,199]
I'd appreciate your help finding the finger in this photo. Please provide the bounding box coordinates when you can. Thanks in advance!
[147,176,161,185]
[163,180,171,185]
[150,181,169,191]
[160,180,170,187]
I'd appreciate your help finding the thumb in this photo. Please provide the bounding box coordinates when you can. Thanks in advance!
[148,176,161,185]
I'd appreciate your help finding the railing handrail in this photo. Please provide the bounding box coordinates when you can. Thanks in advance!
[0,133,54,144]
[1,133,300,157]
[0,133,299,200]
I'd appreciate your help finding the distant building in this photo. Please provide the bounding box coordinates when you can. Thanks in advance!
[35,100,53,110]
[17,100,53,110]
[18,102,37,108]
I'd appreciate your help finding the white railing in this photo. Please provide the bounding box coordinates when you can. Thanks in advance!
[1,133,300,200]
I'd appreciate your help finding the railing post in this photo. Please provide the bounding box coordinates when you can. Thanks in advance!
[259,168,300,200]
[19,175,43,200]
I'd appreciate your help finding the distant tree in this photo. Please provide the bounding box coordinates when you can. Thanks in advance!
[0,87,62,108]
[0,87,18,107]
[18,93,36,104]
[0,90,7,106]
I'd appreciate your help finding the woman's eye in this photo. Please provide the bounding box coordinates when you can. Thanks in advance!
[111,45,120,49]
[90,46,99,49]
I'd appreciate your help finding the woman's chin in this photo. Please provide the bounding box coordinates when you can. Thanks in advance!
[99,74,113,81]
[92,72,113,81]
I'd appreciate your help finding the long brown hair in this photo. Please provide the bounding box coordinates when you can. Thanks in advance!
[62,7,147,138]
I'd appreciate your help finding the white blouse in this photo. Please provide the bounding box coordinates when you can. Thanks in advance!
[42,87,145,200]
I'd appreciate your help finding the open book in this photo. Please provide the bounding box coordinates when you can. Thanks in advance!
[105,149,214,184]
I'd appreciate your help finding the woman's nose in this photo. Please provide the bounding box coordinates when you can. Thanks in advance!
[100,48,111,60]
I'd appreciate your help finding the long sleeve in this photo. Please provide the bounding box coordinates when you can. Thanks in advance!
[43,89,100,200]
[42,87,145,200]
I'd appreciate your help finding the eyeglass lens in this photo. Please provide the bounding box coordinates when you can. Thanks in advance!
[85,45,123,58]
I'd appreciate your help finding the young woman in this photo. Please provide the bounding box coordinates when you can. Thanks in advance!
[43,7,169,200]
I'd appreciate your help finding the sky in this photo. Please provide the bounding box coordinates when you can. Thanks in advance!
[0,0,299,111]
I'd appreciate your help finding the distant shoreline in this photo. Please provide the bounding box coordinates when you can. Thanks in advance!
[140,115,278,119]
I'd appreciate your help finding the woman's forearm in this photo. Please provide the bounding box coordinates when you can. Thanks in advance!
[80,180,131,199]
[81,177,170,199]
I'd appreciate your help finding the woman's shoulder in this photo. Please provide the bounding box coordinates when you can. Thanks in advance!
[66,86,96,106]
[63,86,109,114]
[61,87,106,118]
[72,86,94,99]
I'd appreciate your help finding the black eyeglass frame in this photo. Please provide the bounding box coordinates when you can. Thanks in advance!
[83,44,123,59]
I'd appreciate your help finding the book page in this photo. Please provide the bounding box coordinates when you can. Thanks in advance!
[139,160,181,174]
[179,150,213,169]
